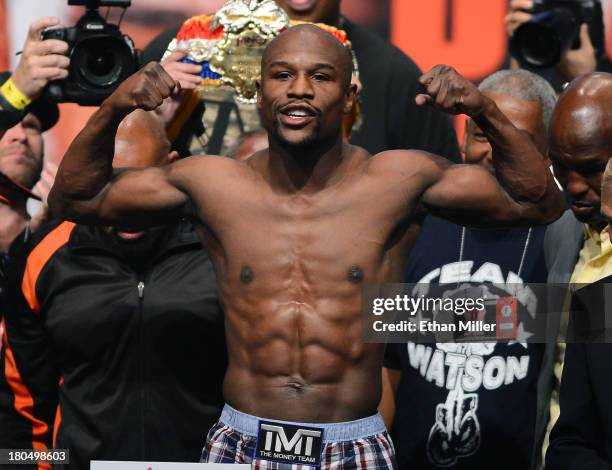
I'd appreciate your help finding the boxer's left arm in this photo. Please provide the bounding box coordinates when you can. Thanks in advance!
[412,65,564,226]
[417,154,563,226]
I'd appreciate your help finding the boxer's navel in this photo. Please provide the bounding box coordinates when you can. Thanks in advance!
[240,266,255,284]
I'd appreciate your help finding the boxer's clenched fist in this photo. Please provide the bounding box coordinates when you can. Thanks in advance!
[415,65,485,118]
[105,62,179,114]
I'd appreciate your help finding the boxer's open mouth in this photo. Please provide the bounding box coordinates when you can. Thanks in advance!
[279,103,318,127]
[283,0,318,13]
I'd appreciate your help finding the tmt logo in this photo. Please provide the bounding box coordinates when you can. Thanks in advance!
[256,421,324,465]
[261,424,321,455]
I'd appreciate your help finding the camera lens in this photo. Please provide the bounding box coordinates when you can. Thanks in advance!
[87,49,116,78]
[512,8,580,68]
[515,22,561,67]
[72,36,132,88]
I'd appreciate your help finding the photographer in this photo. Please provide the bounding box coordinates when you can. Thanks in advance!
[506,0,611,89]
[0,16,66,252]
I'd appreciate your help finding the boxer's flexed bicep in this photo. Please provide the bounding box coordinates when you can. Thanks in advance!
[371,150,543,227]
[53,159,190,227]
[55,155,234,228]
[419,158,543,227]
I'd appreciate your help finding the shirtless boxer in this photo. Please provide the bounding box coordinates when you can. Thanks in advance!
[49,25,564,469]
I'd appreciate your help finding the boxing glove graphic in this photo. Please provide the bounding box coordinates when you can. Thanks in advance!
[427,370,481,466]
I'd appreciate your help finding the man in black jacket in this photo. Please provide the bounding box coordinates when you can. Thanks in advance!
[0,18,66,450]
[141,0,461,161]
[0,111,227,469]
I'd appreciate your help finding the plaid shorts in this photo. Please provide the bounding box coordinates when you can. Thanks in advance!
[200,404,397,469]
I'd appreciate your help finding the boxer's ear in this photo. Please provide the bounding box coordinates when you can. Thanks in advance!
[343,83,357,114]
[256,80,262,111]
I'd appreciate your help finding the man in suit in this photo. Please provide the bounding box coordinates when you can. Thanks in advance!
[545,72,612,283]
[545,141,612,469]
[541,71,612,463]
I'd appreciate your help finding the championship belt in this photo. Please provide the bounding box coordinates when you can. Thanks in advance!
[162,0,361,154]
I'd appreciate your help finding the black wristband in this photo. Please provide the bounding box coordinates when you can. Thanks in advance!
[0,90,26,130]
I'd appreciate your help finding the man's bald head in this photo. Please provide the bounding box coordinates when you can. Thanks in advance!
[114,109,173,169]
[549,72,612,225]
[551,73,612,152]
[262,24,353,89]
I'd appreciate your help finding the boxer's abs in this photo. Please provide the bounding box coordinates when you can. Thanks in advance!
[220,296,385,423]
[198,201,417,422]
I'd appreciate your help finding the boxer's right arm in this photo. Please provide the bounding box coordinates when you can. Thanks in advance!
[49,63,191,226]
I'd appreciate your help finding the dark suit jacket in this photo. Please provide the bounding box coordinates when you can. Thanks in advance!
[532,210,583,467]
[544,210,584,284]
[546,276,612,469]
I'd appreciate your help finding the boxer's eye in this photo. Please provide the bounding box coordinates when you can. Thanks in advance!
[274,72,292,80]
[312,73,330,82]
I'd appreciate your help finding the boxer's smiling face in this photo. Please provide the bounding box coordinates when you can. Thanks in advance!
[258,26,355,150]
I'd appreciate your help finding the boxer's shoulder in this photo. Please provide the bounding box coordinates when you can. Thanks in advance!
[366,149,451,183]
[165,154,259,202]
[168,154,253,181]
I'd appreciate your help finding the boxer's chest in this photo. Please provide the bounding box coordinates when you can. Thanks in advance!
[203,185,413,286]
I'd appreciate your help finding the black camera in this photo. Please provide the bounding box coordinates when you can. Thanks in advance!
[510,0,606,68]
[42,0,139,105]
